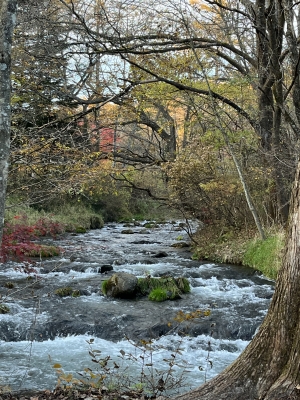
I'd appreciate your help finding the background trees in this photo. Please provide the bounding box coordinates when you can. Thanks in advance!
[8,0,300,233]
[1,0,300,398]
[56,0,300,223]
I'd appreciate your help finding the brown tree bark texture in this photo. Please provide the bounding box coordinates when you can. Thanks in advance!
[0,0,17,245]
[173,164,300,399]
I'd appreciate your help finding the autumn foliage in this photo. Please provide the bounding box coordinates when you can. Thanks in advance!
[1,215,63,262]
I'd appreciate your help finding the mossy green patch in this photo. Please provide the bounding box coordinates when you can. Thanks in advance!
[137,276,190,301]
[75,226,87,234]
[243,234,284,279]
[55,287,74,297]
[148,288,168,302]
[102,280,108,295]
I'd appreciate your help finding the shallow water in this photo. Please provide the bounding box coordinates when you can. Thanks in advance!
[0,221,274,394]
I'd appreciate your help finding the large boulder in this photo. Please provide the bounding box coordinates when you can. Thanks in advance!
[104,272,138,299]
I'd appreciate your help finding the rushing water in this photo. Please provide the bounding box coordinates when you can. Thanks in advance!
[0,221,274,394]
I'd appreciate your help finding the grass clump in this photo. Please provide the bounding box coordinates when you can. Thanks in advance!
[55,287,74,297]
[192,225,285,279]
[5,197,104,233]
[148,288,168,302]
[137,276,190,301]
[0,304,10,314]
[4,282,14,289]
[75,226,87,234]
[243,233,285,279]
[176,277,191,293]
[25,244,61,258]
[101,280,109,295]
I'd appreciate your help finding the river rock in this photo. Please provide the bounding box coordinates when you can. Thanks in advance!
[99,264,113,273]
[153,251,168,258]
[121,229,134,234]
[105,272,138,298]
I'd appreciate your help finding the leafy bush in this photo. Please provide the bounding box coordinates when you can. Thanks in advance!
[1,216,62,261]
[165,140,270,231]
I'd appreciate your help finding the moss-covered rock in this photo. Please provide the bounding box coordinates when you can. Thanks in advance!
[148,288,168,302]
[55,287,73,297]
[75,226,87,234]
[171,242,190,248]
[121,229,134,234]
[103,272,138,298]
[143,222,159,229]
[4,281,15,289]
[137,276,190,301]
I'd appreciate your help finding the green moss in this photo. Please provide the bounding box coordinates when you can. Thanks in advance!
[71,290,81,297]
[137,276,189,300]
[102,280,108,295]
[75,226,87,234]
[0,304,10,314]
[4,282,15,289]
[143,222,159,229]
[176,277,191,293]
[243,234,284,279]
[148,288,168,302]
[55,287,73,297]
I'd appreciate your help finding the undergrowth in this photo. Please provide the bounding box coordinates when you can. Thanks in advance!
[2,200,104,262]
[243,232,285,279]
[192,225,285,279]
[5,200,104,232]
[1,215,63,262]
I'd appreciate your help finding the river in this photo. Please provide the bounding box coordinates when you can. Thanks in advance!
[0,221,274,395]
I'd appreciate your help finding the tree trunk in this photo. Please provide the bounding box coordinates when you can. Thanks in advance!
[174,162,300,400]
[0,0,17,249]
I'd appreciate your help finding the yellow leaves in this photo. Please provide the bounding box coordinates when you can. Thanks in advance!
[189,0,211,11]
[174,309,211,323]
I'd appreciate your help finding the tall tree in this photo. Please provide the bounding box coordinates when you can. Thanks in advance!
[173,160,300,399]
[0,0,18,249]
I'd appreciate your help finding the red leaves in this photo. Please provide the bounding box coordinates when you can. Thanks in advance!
[0,215,64,262]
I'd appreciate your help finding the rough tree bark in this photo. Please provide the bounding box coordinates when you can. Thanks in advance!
[0,0,17,248]
[173,163,300,400]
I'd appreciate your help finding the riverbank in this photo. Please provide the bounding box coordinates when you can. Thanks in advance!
[192,225,285,280]
[0,386,162,400]
[4,197,286,281]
